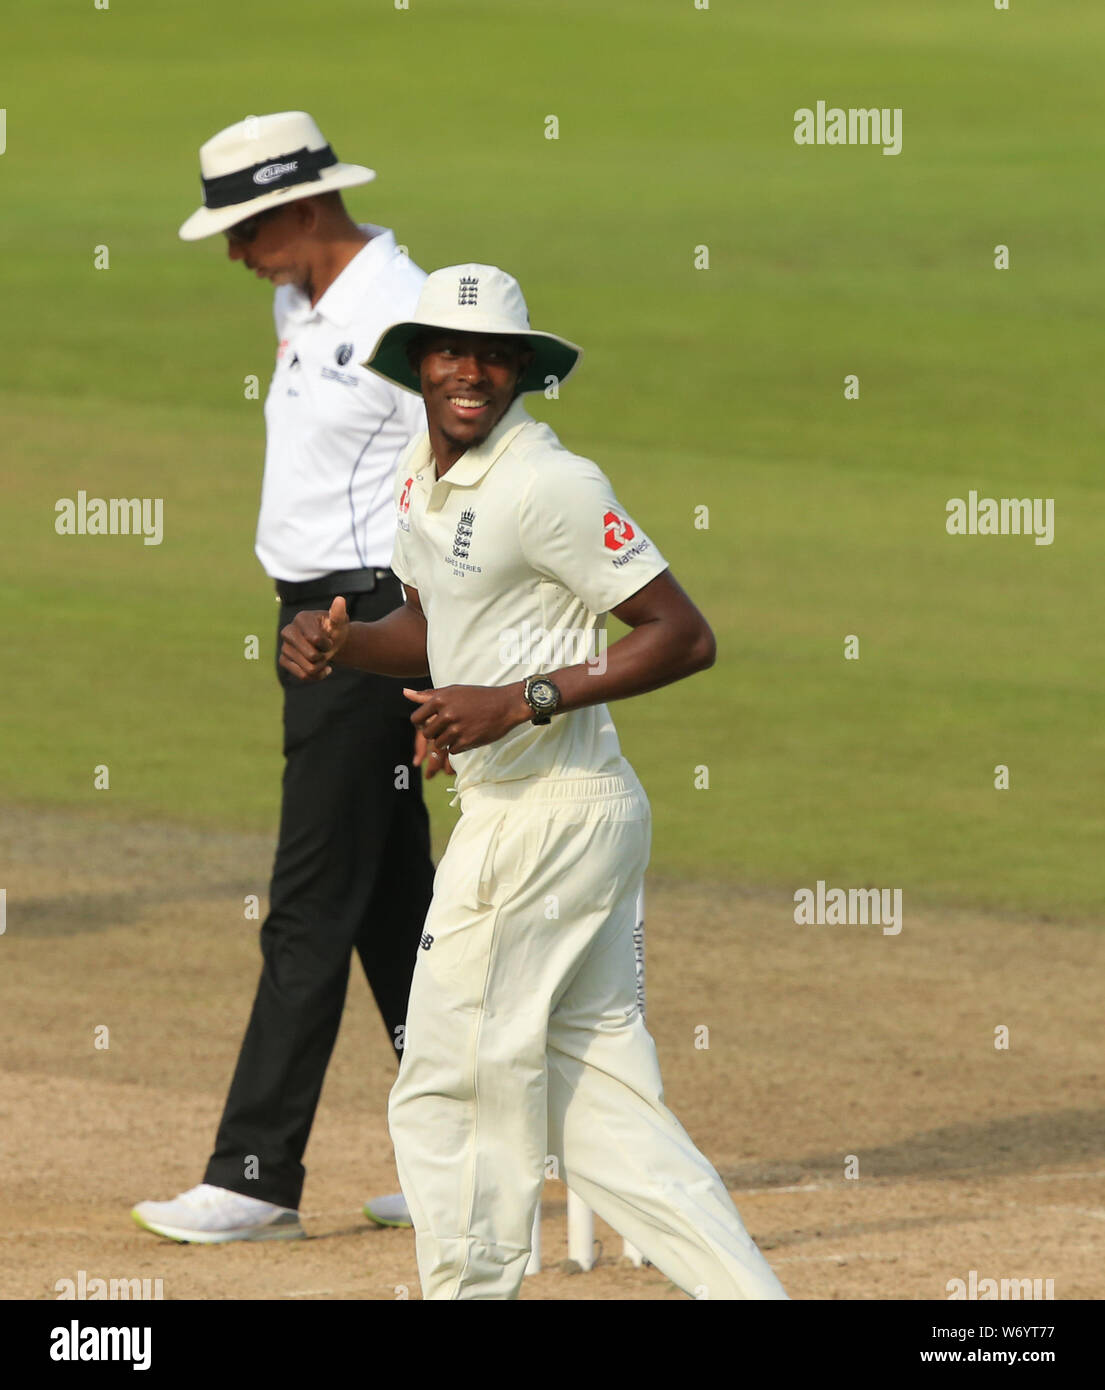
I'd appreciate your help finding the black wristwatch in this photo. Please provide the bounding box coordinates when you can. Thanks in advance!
[522,674,561,725]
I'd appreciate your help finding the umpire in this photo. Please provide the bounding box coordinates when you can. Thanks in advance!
[132,111,435,1243]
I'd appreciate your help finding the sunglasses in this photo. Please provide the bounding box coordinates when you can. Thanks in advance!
[223,206,282,244]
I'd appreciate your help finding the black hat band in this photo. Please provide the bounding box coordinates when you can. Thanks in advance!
[201,144,338,210]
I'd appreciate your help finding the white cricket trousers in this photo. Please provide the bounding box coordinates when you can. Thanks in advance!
[388,766,788,1301]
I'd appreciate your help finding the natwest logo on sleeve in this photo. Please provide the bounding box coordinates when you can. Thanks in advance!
[603,510,636,551]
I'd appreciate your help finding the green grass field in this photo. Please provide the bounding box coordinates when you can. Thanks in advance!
[2,0,1101,918]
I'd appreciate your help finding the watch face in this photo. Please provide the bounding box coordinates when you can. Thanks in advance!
[528,678,559,712]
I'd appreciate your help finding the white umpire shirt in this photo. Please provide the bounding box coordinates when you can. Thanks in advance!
[256,225,427,582]
[390,397,670,795]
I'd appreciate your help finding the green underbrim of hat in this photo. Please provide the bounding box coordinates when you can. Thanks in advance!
[364,325,581,396]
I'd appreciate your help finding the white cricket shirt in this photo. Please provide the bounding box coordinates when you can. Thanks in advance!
[390,398,670,793]
[255,226,427,581]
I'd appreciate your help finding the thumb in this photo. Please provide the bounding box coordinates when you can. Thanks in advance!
[329,595,348,625]
[403,687,434,704]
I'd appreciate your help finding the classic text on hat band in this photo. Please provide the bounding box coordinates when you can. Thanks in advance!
[201,143,339,209]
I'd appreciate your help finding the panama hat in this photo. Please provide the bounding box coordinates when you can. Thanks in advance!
[363,264,583,396]
[179,111,376,241]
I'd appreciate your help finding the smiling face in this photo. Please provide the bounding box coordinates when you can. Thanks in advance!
[415,332,534,472]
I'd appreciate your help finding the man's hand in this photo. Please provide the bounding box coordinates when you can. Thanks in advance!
[279,595,350,681]
[404,683,531,756]
[413,728,455,780]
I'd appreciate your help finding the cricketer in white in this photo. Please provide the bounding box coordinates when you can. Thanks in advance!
[280,265,789,1301]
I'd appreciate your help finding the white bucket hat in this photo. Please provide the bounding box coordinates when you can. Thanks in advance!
[363,264,582,396]
[178,111,376,241]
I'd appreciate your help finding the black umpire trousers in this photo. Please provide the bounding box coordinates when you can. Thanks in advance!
[204,576,435,1210]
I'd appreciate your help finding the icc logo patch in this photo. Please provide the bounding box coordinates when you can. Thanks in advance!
[335,343,354,366]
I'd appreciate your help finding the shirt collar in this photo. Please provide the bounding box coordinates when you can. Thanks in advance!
[433,397,533,489]
[283,225,399,328]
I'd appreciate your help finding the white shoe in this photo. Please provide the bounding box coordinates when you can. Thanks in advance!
[363,1192,412,1228]
[131,1183,304,1244]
